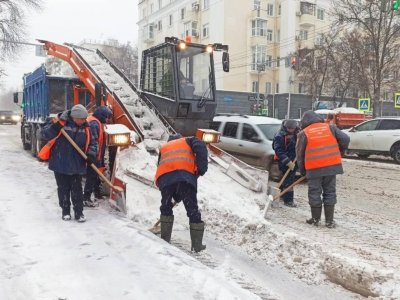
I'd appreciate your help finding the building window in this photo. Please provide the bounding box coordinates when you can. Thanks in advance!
[317,8,324,20]
[265,82,272,94]
[383,91,390,101]
[252,19,267,37]
[251,45,266,70]
[202,23,209,38]
[299,83,305,93]
[169,14,173,26]
[254,0,261,10]
[266,30,273,41]
[203,0,210,10]
[300,2,315,15]
[252,81,259,93]
[158,20,162,31]
[267,4,274,16]
[181,7,186,20]
[266,55,272,67]
[158,0,162,9]
[276,83,279,93]
[277,56,280,67]
[142,8,146,19]
[184,21,198,37]
[299,30,308,40]
[315,33,324,45]
[278,4,281,15]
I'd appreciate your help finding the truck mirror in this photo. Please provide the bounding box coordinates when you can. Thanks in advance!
[222,52,229,72]
[95,83,102,106]
[13,92,19,104]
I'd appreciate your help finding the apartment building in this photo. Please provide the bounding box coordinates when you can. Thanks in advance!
[137,0,332,95]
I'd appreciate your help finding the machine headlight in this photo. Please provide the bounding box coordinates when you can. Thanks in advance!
[12,115,21,121]
[105,124,132,146]
[195,129,220,144]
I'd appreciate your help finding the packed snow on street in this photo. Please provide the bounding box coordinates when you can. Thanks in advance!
[1,124,399,300]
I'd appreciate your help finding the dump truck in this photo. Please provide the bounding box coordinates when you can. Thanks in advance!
[314,107,366,129]
[22,37,270,214]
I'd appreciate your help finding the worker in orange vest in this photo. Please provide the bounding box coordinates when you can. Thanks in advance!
[83,106,112,207]
[296,110,350,228]
[155,133,208,252]
[40,104,98,222]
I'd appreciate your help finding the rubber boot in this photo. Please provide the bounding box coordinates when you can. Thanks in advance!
[190,222,206,253]
[306,206,322,226]
[324,205,335,228]
[160,215,174,243]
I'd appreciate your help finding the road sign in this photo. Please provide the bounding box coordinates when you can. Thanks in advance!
[395,93,400,109]
[358,98,371,112]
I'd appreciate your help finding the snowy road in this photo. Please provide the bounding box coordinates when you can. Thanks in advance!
[1,124,398,299]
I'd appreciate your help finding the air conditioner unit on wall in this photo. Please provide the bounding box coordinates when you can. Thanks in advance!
[192,2,199,11]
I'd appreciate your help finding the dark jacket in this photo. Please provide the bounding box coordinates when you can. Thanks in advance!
[89,107,111,167]
[157,136,208,190]
[41,110,98,175]
[296,110,350,179]
[273,123,298,172]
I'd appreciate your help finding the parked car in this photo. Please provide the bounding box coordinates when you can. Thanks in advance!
[210,114,283,179]
[0,110,20,125]
[344,117,400,164]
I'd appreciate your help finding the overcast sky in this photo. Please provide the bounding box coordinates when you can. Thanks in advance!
[1,0,138,91]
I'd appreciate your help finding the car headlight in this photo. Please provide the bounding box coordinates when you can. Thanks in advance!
[0,116,5,120]
[12,115,21,121]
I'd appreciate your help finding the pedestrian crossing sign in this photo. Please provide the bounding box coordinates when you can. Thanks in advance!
[358,98,370,112]
[395,93,400,109]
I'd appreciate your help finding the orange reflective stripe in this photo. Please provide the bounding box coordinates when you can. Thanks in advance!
[303,123,342,170]
[155,138,197,183]
[87,115,104,160]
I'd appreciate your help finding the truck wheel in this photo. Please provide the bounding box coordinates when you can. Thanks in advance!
[36,127,45,161]
[21,124,31,150]
[30,125,37,157]
[391,144,400,164]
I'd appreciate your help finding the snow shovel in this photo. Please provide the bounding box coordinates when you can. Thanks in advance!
[149,202,178,234]
[60,128,125,195]
[268,159,297,208]
[263,176,306,218]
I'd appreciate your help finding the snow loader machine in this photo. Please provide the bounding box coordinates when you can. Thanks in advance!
[37,37,271,214]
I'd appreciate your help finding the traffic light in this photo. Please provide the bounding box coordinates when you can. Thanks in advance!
[393,0,400,10]
[290,56,298,69]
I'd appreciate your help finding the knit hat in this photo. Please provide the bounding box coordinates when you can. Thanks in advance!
[284,119,298,129]
[70,104,88,119]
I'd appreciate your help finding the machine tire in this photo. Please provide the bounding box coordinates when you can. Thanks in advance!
[30,125,37,157]
[391,144,400,164]
[21,124,31,150]
[357,153,370,159]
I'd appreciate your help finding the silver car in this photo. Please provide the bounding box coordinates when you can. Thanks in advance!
[210,114,282,179]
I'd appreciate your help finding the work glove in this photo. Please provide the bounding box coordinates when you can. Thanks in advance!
[86,153,97,166]
[51,121,63,133]
[286,160,296,171]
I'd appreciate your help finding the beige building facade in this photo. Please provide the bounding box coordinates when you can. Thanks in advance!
[137,0,331,95]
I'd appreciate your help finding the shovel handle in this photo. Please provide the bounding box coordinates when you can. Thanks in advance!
[273,176,305,201]
[60,128,123,193]
[277,158,297,189]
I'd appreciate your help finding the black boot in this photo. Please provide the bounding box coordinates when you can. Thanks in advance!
[62,207,71,221]
[306,206,322,226]
[324,205,335,228]
[160,215,174,243]
[190,222,206,253]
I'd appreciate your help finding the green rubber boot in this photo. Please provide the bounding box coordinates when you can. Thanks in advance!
[324,205,336,228]
[160,215,174,243]
[306,206,322,226]
[190,222,206,253]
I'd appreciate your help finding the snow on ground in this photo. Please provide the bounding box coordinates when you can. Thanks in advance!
[2,123,399,299]
[0,125,260,300]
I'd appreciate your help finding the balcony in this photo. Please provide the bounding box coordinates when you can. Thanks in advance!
[251,8,269,20]
[298,13,315,28]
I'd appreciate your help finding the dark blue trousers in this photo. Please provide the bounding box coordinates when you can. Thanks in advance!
[160,182,202,223]
[54,172,83,215]
[280,167,297,204]
[83,166,101,197]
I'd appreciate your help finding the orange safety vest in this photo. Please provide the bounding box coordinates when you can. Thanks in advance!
[87,115,104,161]
[303,123,342,170]
[38,119,90,161]
[155,137,197,184]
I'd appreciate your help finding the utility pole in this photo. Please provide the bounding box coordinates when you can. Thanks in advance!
[287,68,292,119]
[256,63,265,115]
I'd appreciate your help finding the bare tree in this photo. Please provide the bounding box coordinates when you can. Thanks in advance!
[0,0,42,57]
[331,0,400,117]
[101,41,139,85]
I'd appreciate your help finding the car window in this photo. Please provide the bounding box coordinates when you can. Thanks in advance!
[222,122,239,138]
[355,119,379,131]
[209,121,221,132]
[257,124,281,140]
[241,123,259,141]
[377,119,400,130]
